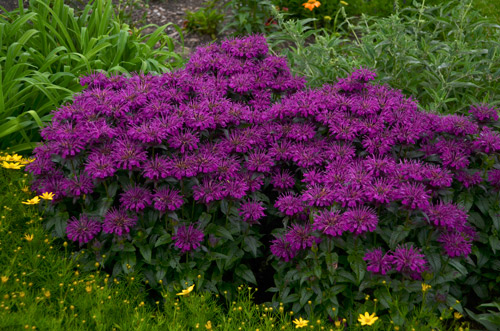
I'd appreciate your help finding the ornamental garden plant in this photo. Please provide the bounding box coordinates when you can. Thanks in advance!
[24,34,500,328]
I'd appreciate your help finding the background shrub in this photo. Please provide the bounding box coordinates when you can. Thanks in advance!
[268,0,500,114]
[0,0,184,152]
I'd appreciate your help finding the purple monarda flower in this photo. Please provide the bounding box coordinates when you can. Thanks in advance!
[271,169,295,190]
[284,223,319,251]
[103,208,138,236]
[270,235,297,262]
[425,202,468,230]
[274,192,304,216]
[363,248,392,275]
[239,200,266,224]
[301,185,335,207]
[395,182,431,210]
[66,214,101,244]
[469,104,499,122]
[437,231,472,258]
[343,206,379,235]
[120,185,152,213]
[312,210,347,237]
[152,187,184,212]
[84,153,116,179]
[172,224,204,253]
[389,244,428,280]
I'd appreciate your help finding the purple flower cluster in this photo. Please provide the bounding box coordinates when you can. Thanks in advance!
[363,245,428,279]
[27,36,497,269]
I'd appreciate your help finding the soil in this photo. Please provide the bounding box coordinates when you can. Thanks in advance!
[0,0,232,56]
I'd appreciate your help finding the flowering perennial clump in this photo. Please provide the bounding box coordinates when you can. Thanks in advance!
[26,35,500,312]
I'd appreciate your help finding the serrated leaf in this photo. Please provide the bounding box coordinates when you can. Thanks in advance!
[154,233,171,247]
[138,244,152,264]
[235,264,256,285]
[216,225,234,241]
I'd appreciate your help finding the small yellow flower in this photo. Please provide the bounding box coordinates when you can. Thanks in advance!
[22,196,41,205]
[324,15,332,21]
[2,161,25,169]
[293,317,309,328]
[358,312,379,326]
[86,286,92,293]
[422,283,432,292]
[44,290,51,298]
[302,0,321,11]
[340,1,349,5]
[20,157,35,165]
[21,186,30,194]
[335,320,341,328]
[454,312,463,319]
[4,154,23,162]
[24,234,34,242]
[1,276,8,283]
[176,284,195,296]
[205,321,212,330]
[39,192,55,200]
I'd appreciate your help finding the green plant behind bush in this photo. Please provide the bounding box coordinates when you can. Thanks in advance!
[268,0,500,114]
[0,0,184,153]
[183,0,225,39]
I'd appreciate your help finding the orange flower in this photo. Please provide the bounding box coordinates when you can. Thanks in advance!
[302,0,321,11]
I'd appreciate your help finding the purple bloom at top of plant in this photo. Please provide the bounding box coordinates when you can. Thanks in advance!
[142,155,170,181]
[84,153,116,179]
[395,182,431,210]
[120,185,152,213]
[221,35,269,59]
[425,201,468,230]
[364,178,397,205]
[66,214,101,244]
[239,200,266,224]
[454,170,483,188]
[111,137,148,171]
[487,169,500,189]
[423,164,453,188]
[168,129,200,153]
[350,67,377,82]
[223,176,249,199]
[342,205,379,235]
[64,173,94,197]
[436,114,479,136]
[274,192,304,216]
[271,169,296,190]
[103,208,138,236]
[172,224,204,253]
[312,209,347,237]
[363,248,393,275]
[469,103,499,122]
[301,185,336,207]
[246,150,274,173]
[284,223,319,251]
[192,179,225,204]
[389,244,428,280]
[473,127,500,154]
[437,230,473,258]
[152,187,184,212]
[270,235,298,262]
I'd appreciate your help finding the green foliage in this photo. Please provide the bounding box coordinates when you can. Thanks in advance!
[183,0,225,39]
[268,0,500,114]
[0,0,184,153]
[114,0,149,28]
[466,301,500,331]
[224,0,276,35]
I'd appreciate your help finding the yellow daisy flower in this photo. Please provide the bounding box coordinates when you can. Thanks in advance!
[39,192,55,200]
[358,312,379,326]
[176,284,195,296]
[2,161,25,169]
[22,196,41,205]
[4,154,23,162]
[293,317,309,328]
[24,234,34,242]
